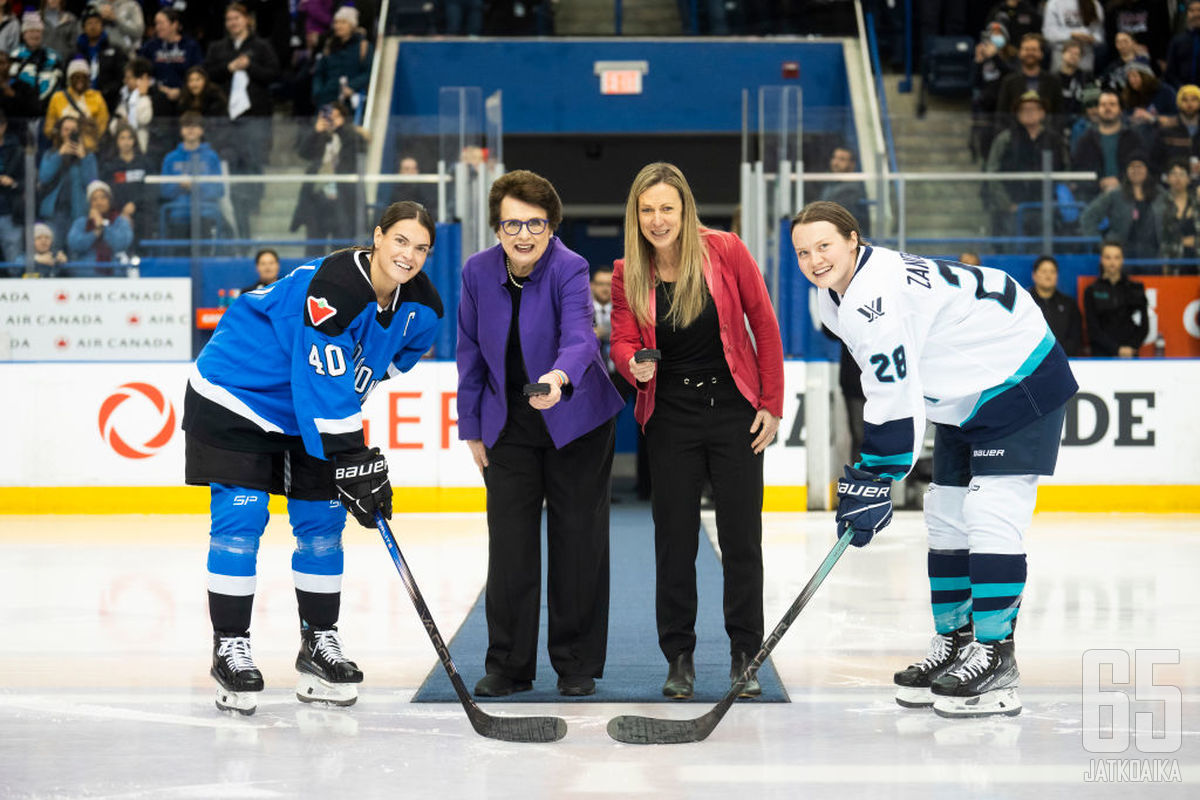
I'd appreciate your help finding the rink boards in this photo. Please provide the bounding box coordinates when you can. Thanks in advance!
[0,360,1197,512]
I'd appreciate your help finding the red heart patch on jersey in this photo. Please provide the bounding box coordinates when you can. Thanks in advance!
[307,296,338,326]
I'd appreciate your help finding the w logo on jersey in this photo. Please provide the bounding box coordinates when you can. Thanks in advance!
[857,297,884,322]
[307,296,338,326]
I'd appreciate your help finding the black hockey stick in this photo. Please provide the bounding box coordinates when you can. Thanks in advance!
[607,529,855,744]
[373,512,567,743]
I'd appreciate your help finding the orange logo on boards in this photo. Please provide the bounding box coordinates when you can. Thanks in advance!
[97,382,177,459]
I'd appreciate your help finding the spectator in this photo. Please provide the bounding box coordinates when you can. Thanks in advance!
[0,1,20,56]
[1070,84,1104,149]
[176,65,227,118]
[13,12,63,111]
[67,179,133,267]
[443,0,485,35]
[996,33,1064,125]
[985,91,1067,240]
[40,0,80,63]
[1164,0,1200,89]
[0,110,22,269]
[1043,0,1106,73]
[290,102,366,249]
[76,8,128,113]
[1083,241,1148,355]
[92,0,144,59]
[591,264,617,378]
[1081,152,1162,258]
[0,49,42,124]
[1057,39,1094,123]
[311,6,372,110]
[1100,30,1153,91]
[44,59,110,153]
[1105,0,1171,70]
[100,122,155,245]
[300,0,338,51]
[1071,88,1143,200]
[139,8,204,118]
[1154,159,1200,270]
[958,250,983,264]
[241,248,281,293]
[972,22,1016,161]
[816,145,870,232]
[1028,255,1084,355]
[30,221,68,275]
[110,57,152,153]
[1121,61,1176,139]
[205,2,281,238]
[160,111,224,238]
[37,115,98,248]
[1151,84,1200,176]
[386,153,437,211]
[987,0,1042,44]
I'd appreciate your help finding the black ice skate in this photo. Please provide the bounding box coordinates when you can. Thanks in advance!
[211,632,264,716]
[893,623,973,708]
[930,638,1021,718]
[295,626,363,707]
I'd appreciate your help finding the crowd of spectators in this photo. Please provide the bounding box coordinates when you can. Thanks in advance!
[0,0,382,277]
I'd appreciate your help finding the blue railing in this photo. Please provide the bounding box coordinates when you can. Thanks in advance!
[865,10,900,174]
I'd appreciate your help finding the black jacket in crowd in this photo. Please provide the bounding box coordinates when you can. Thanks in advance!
[204,34,280,118]
[1083,274,1149,356]
[1029,286,1084,357]
[0,129,24,221]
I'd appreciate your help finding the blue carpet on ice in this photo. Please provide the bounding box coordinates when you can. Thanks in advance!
[411,506,788,703]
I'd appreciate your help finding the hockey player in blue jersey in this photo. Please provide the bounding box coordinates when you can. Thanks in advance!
[791,201,1078,718]
[183,201,443,714]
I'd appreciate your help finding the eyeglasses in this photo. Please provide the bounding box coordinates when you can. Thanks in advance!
[499,218,548,236]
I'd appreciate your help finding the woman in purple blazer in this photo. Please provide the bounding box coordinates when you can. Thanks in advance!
[456,170,624,698]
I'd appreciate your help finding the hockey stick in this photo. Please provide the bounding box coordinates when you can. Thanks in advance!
[607,529,855,744]
[373,512,567,743]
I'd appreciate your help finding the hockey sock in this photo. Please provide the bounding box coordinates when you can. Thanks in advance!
[969,552,1026,642]
[207,484,267,632]
[289,498,346,630]
[928,548,971,634]
[209,591,255,634]
[297,589,341,630]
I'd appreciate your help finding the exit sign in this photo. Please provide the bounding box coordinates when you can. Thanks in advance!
[594,60,649,96]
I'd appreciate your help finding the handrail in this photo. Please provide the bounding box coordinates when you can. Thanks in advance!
[785,170,1098,182]
[141,173,446,184]
[862,8,898,174]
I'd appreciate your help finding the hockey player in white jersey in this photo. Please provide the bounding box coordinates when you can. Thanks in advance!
[790,201,1078,718]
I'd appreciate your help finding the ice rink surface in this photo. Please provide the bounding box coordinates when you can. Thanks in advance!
[1,510,1197,799]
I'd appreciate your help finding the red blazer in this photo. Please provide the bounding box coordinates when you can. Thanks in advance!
[611,229,785,428]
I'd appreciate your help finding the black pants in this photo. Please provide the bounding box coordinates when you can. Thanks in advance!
[482,410,615,681]
[645,373,764,660]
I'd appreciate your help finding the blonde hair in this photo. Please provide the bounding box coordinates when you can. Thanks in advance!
[622,162,710,328]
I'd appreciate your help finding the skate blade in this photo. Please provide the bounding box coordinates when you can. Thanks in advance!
[296,672,359,707]
[214,686,259,716]
[895,685,934,708]
[932,687,1021,719]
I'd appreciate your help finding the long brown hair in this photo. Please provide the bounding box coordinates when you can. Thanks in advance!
[622,162,709,328]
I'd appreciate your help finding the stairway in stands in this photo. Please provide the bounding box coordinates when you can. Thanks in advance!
[880,74,987,253]
[555,0,681,35]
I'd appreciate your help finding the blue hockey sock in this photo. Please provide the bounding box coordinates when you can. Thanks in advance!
[970,552,1027,642]
[928,548,971,634]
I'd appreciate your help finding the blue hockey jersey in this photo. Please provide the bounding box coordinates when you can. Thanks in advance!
[184,248,443,459]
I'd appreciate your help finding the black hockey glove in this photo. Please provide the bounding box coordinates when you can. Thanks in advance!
[333,447,392,528]
[835,465,893,547]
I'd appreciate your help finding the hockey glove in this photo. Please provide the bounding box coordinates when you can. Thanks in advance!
[835,465,893,547]
[333,447,392,528]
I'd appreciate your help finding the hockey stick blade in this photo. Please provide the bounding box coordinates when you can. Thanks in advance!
[374,513,567,743]
[607,530,855,744]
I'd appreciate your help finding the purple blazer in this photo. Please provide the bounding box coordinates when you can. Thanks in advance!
[456,237,624,449]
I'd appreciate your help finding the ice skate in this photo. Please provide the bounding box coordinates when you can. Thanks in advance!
[893,623,973,708]
[295,626,363,707]
[211,632,264,716]
[931,638,1022,718]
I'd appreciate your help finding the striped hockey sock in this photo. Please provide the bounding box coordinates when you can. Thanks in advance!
[970,552,1027,642]
[929,548,971,634]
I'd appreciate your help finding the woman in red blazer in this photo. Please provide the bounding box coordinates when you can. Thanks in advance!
[611,162,784,700]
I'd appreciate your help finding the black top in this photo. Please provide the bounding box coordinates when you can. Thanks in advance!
[1082,275,1149,356]
[655,280,729,379]
[502,270,552,446]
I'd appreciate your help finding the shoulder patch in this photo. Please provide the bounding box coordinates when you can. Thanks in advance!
[307,296,338,326]
[304,250,374,336]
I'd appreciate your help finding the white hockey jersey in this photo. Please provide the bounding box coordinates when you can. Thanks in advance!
[820,245,1077,480]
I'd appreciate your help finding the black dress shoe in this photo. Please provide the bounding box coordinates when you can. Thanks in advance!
[473,673,533,697]
[662,652,695,699]
[730,652,761,698]
[556,675,596,697]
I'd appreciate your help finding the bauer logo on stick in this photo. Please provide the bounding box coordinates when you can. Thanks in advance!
[307,296,338,327]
